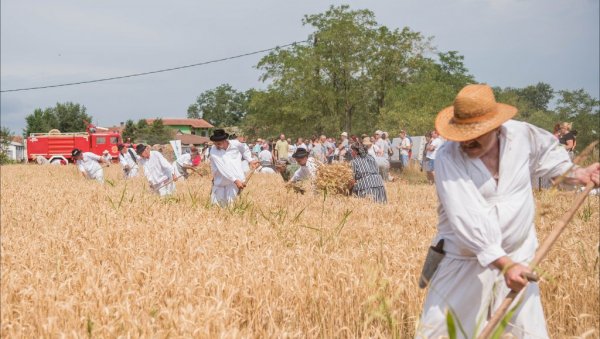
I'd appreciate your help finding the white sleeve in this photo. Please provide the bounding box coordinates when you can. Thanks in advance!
[236,141,253,162]
[119,154,128,167]
[435,147,506,267]
[87,153,101,161]
[527,123,572,179]
[291,167,304,182]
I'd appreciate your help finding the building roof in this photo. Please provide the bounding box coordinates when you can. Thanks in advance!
[176,134,210,145]
[146,118,214,129]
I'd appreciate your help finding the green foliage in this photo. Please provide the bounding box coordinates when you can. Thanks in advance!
[0,126,13,165]
[555,89,600,151]
[188,84,249,127]
[24,102,92,136]
[122,119,137,143]
[135,119,174,145]
[243,5,430,138]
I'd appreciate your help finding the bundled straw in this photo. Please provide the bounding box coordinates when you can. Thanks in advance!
[315,162,354,195]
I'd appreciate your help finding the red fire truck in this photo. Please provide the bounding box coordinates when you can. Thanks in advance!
[27,123,122,164]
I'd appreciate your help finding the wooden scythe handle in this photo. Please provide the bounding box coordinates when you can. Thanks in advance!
[478,182,596,338]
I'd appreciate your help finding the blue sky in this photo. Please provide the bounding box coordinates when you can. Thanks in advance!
[1,0,598,134]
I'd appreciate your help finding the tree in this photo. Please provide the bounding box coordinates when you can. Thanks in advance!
[0,126,12,164]
[24,102,92,136]
[379,52,474,136]
[136,119,173,145]
[245,5,430,137]
[555,89,600,151]
[122,119,137,143]
[188,84,249,127]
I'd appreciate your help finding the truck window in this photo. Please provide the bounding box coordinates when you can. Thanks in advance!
[110,137,118,144]
[96,137,106,144]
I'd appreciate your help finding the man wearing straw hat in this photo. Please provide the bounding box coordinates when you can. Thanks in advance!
[417,84,599,338]
[209,129,258,206]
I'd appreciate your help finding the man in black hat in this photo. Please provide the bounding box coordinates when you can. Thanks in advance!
[136,143,177,196]
[72,148,106,182]
[118,144,139,179]
[289,148,317,183]
[209,129,258,206]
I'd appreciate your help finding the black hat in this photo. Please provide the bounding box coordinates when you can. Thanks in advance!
[210,129,229,142]
[71,148,82,157]
[117,144,125,151]
[292,148,309,159]
[135,143,147,155]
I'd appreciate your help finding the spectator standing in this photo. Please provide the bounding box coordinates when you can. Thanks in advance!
[425,130,443,184]
[274,134,289,160]
[398,130,412,168]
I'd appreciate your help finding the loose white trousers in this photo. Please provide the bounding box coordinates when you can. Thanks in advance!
[211,185,239,207]
[417,256,549,338]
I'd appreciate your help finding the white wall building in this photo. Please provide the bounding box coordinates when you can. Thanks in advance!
[2,141,25,162]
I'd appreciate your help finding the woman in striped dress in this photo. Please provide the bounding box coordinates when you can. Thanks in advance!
[349,141,387,203]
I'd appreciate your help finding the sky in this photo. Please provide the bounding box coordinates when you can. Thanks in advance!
[1,0,598,134]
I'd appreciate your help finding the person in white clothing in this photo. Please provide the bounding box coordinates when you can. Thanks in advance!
[209,129,258,207]
[173,146,198,180]
[289,148,318,183]
[397,130,412,168]
[72,148,106,183]
[102,150,113,165]
[416,84,600,338]
[118,144,139,178]
[136,144,177,197]
[258,143,274,165]
[424,130,443,184]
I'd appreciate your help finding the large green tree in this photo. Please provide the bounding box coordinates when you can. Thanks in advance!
[379,51,475,136]
[187,84,249,127]
[244,5,430,137]
[24,102,92,136]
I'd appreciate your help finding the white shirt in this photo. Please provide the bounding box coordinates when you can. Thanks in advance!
[296,143,307,150]
[140,151,174,186]
[119,149,138,169]
[426,137,443,159]
[210,139,253,187]
[433,120,571,267]
[77,152,103,178]
[258,149,273,163]
[367,144,381,158]
[399,137,412,156]
[291,157,318,182]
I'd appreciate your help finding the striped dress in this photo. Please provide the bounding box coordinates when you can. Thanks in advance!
[351,155,387,203]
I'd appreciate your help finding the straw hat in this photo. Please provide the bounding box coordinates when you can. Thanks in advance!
[435,84,517,142]
[362,137,372,146]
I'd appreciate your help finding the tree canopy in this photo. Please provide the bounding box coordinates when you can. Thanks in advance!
[24,102,92,136]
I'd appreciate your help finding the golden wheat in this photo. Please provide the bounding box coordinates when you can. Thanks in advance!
[1,164,598,338]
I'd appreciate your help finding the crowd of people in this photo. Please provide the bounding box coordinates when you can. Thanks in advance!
[67,83,599,337]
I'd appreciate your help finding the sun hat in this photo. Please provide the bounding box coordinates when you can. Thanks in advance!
[210,129,229,142]
[292,148,309,159]
[362,137,372,146]
[71,148,82,157]
[435,84,517,142]
[135,143,148,155]
[341,132,348,137]
[374,130,383,135]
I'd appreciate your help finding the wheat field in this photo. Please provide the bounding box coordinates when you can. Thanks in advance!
[1,164,598,338]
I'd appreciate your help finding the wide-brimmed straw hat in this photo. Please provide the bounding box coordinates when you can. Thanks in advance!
[362,137,372,146]
[435,84,517,142]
